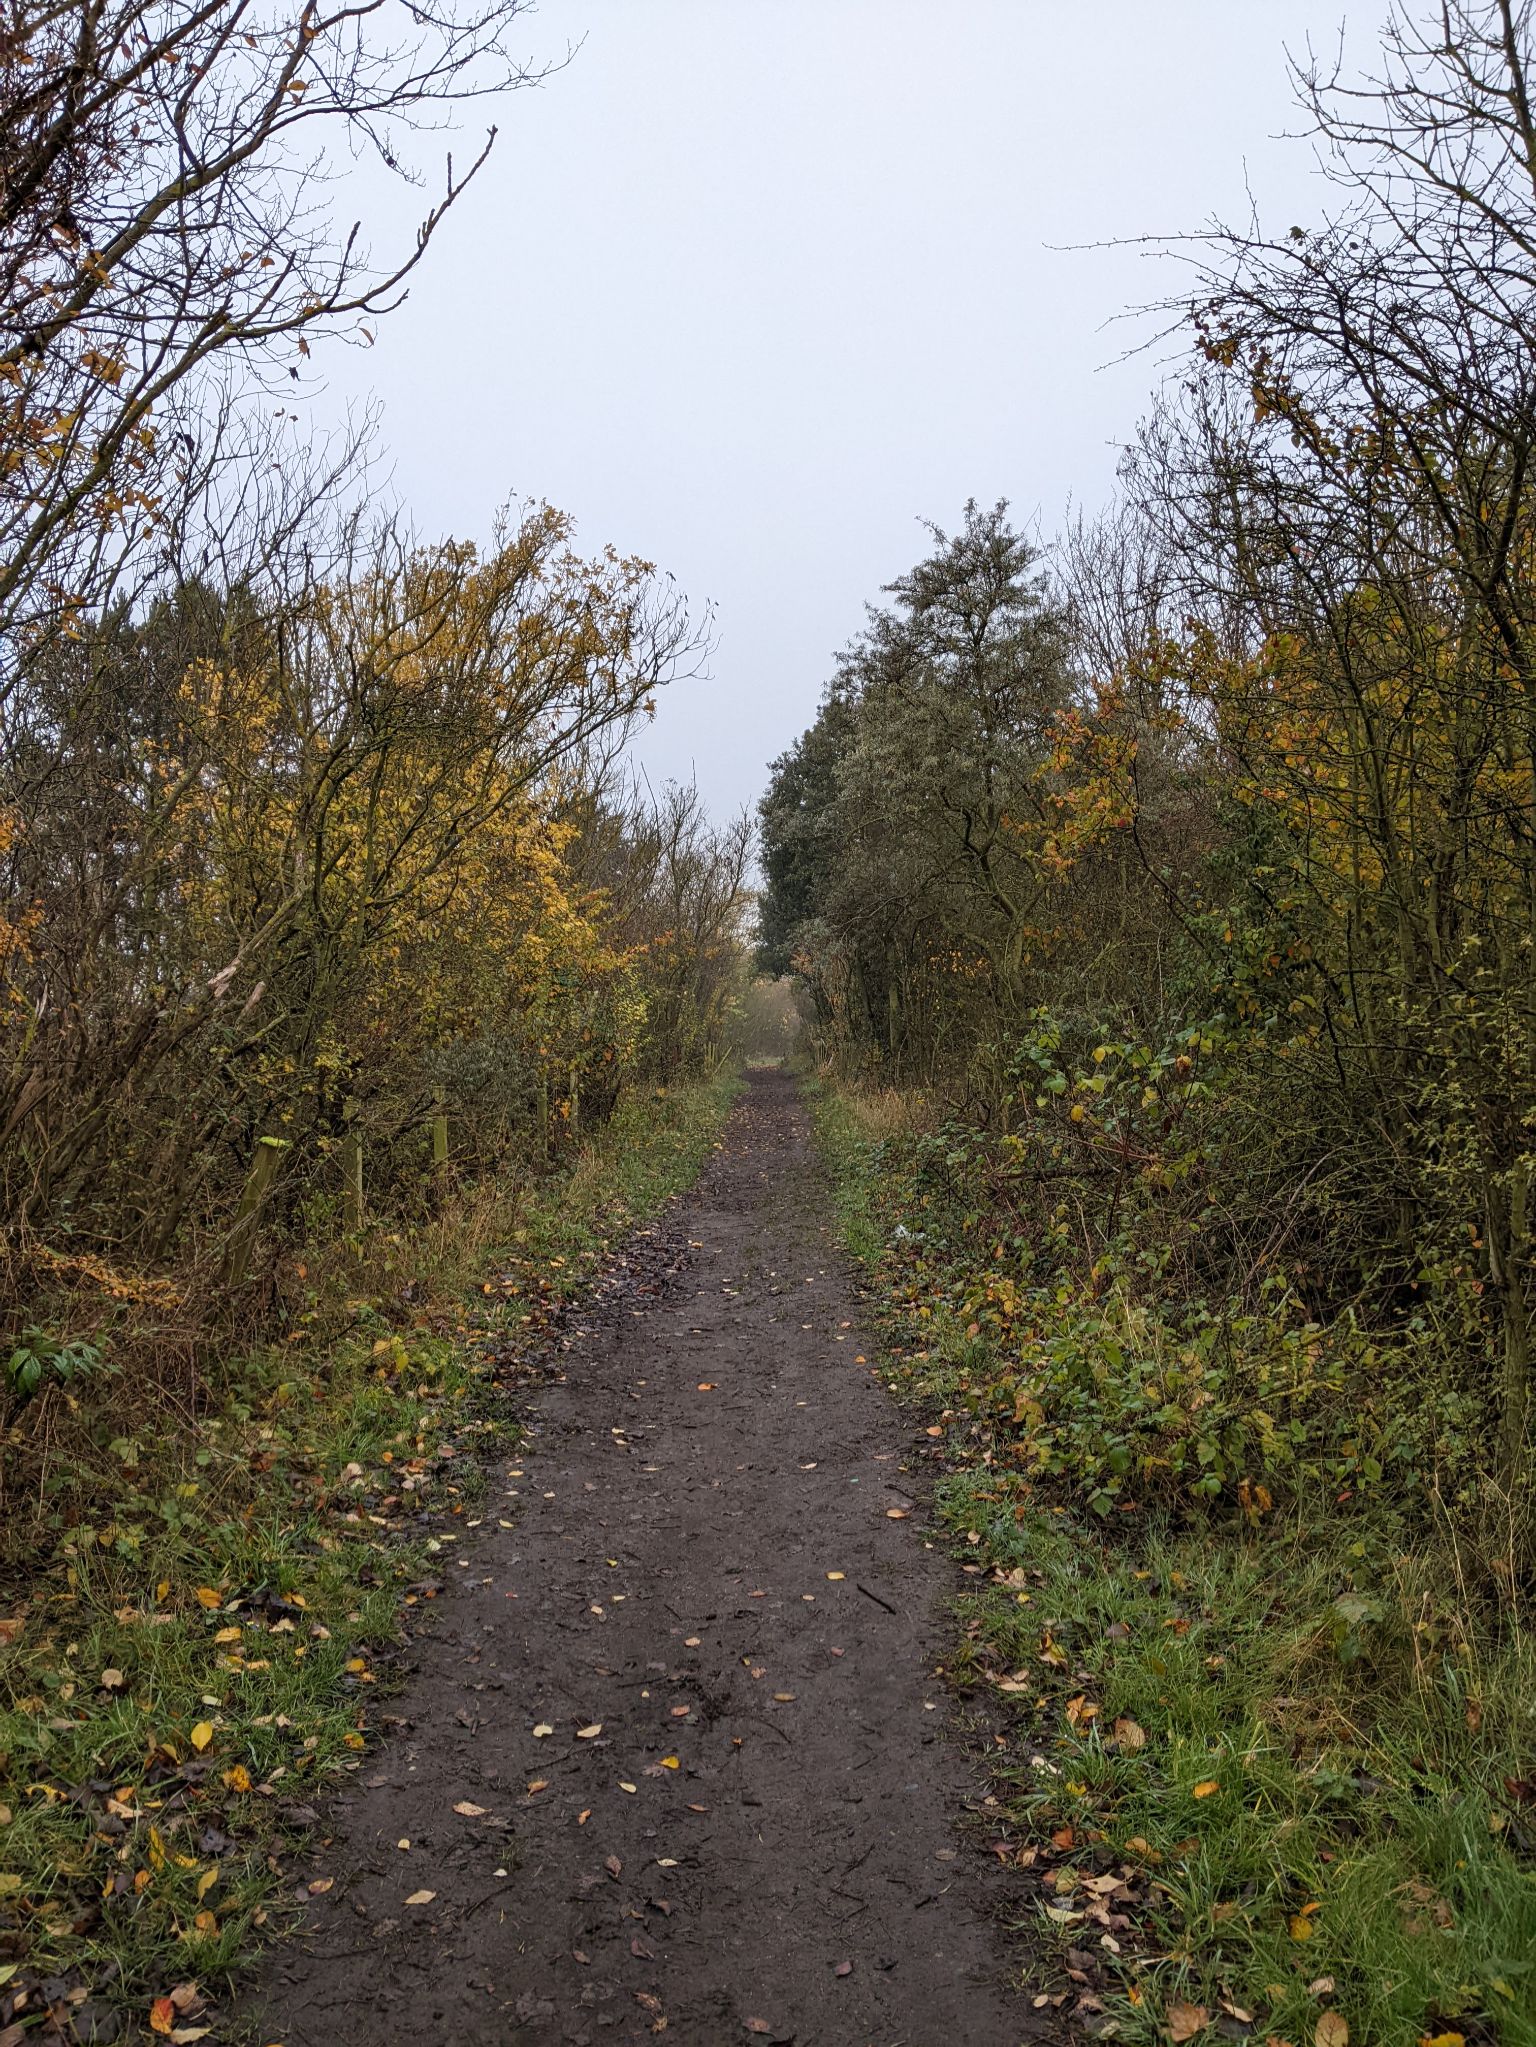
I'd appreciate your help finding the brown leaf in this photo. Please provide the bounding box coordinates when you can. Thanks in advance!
[1113,1715,1148,1751]
[1167,2001,1210,2042]
[453,1800,488,1817]
[605,1855,623,1879]
[1315,2017,1349,2047]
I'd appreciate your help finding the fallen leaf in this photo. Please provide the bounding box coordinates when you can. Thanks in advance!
[221,1765,252,1793]
[527,1780,548,1795]
[576,1723,602,1739]
[453,1801,488,1817]
[772,1692,796,1702]
[307,1876,333,1895]
[196,1868,219,1901]
[1113,1716,1147,1751]
[660,1755,680,1769]
[150,1999,177,2037]
[1167,2001,1210,2041]
[1191,1779,1219,1798]
[1419,2036,1466,2047]
[826,1571,845,1581]
[620,1781,637,1794]
[100,1668,125,1690]
[0,1619,22,1648]
[532,1722,554,1738]
[189,1722,214,1753]
[886,1508,909,1520]
[697,1382,716,1392]
[605,1855,622,1878]
[194,1588,223,1610]
[745,2024,771,2037]
[834,1960,853,1977]
[1315,2018,1349,2047]
[404,1889,436,1906]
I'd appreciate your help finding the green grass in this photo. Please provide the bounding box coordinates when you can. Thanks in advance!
[809,1075,1536,2047]
[0,1071,739,2042]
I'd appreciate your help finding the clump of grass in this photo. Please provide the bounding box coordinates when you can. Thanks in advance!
[0,1071,738,2042]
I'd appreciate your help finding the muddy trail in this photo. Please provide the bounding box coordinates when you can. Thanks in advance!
[255,1070,1039,2046]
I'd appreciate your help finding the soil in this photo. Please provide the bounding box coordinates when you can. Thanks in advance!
[253,1069,1042,2046]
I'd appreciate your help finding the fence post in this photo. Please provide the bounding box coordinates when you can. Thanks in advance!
[224,1135,286,1288]
[340,1129,364,1231]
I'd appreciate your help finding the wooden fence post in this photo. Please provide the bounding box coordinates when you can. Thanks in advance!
[224,1135,286,1288]
[340,1129,364,1231]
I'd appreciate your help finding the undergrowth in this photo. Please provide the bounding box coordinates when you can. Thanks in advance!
[0,1073,738,2045]
[811,1076,1536,2047]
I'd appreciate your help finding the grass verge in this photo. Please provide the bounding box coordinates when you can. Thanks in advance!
[0,1072,738,2045]
[810,1076,1536,2047]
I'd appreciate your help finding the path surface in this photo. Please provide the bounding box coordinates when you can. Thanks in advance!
[256,1070,1035,2046]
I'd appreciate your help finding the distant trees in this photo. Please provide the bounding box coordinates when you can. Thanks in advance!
[762,0,1536,1568]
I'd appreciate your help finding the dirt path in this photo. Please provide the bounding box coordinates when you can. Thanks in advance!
[255,1071,1037,2046]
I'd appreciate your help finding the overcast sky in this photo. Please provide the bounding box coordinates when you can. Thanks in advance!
[321,0,1394,822]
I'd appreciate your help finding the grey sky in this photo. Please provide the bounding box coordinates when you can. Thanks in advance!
[323,0,1393,821]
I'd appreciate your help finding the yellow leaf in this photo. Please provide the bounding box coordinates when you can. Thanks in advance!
[196,1867,219,1901]
[404,1889,436,1906]
[221,1764,251,1793]
[1192,1779,1219,1798]
[194,1587,223,1609]
[532,1722,553,1738]
[189,1722,214,1753]
[193,1909,217,1933]
[576,1723,602,1739]
[1315,2017,1349,2047]
[660,1756,680,1769]
[1289,1913,1316,1940]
